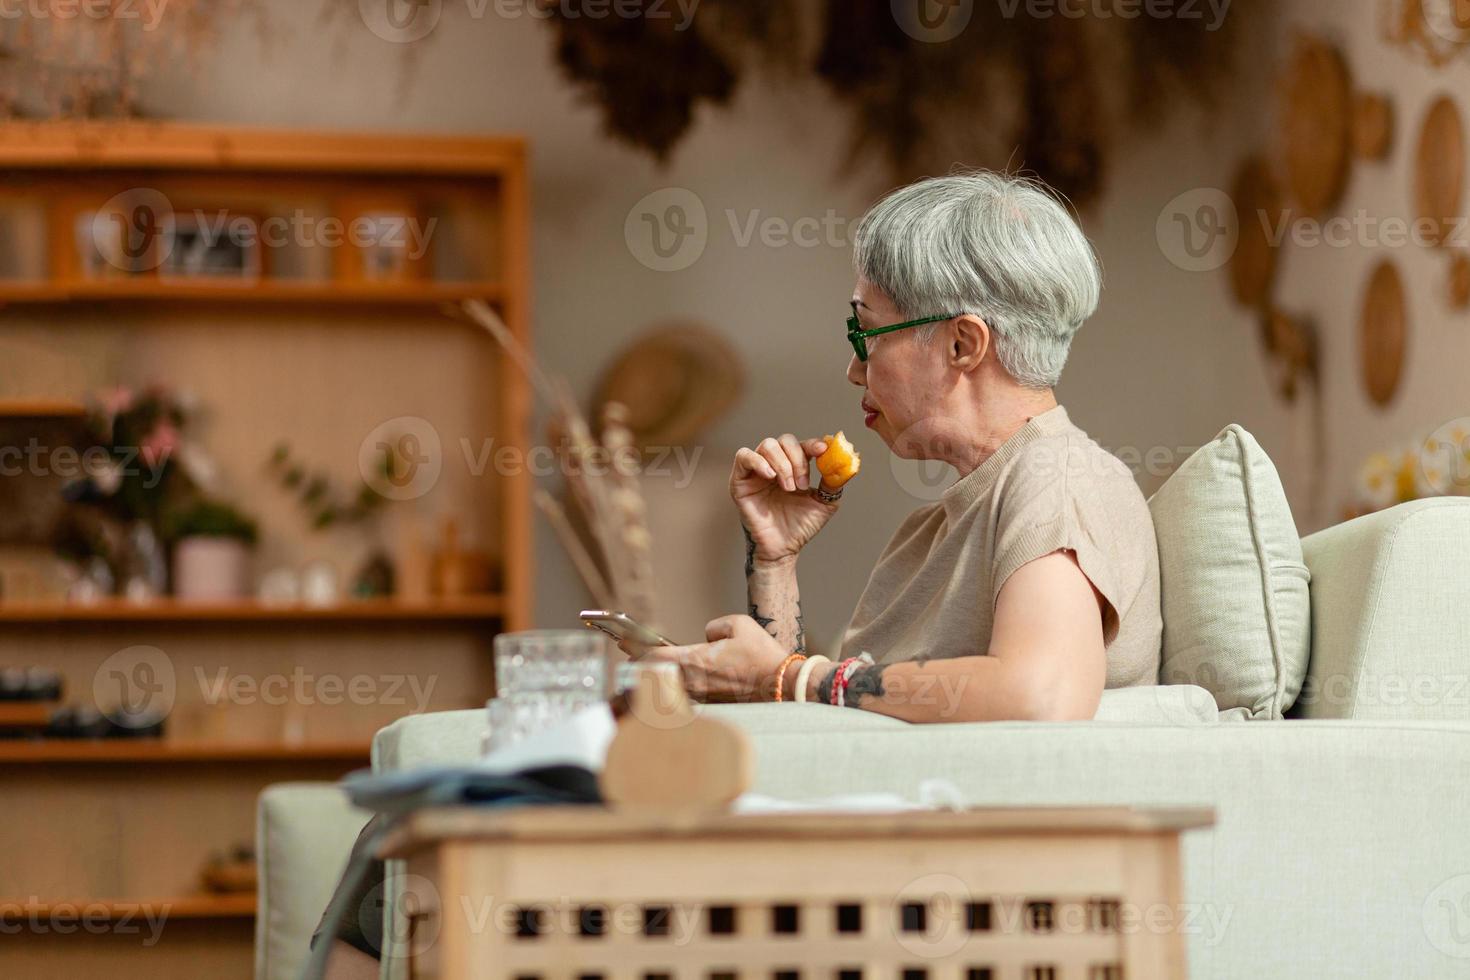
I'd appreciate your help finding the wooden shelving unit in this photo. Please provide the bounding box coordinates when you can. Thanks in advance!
[0,122,533,979]
[0,740,371,764]
[0,594,504,623]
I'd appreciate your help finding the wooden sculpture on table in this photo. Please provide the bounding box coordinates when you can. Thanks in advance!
[601,666,752,815]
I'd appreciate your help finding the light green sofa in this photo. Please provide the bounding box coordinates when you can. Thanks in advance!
[257,498,1470,980]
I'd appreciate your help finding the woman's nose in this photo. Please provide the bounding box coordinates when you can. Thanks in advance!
[846,353,865,386]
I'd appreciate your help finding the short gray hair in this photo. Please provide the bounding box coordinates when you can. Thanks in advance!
[852,171,1102,389]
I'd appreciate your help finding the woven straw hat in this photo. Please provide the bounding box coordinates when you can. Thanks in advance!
[593,322,744,450]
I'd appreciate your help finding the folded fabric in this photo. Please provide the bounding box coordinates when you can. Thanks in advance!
[301,764,601,980]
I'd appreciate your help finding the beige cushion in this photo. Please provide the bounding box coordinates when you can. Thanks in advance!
[1148,425,1311,720]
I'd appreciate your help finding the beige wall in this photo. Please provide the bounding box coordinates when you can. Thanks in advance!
[114,0,1425,648]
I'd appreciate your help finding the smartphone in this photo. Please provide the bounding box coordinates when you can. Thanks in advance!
[579,610,678,648]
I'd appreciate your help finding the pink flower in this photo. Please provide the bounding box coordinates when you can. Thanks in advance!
[140,420,180,468]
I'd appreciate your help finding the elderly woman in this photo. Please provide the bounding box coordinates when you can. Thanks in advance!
[643,171,1162,722]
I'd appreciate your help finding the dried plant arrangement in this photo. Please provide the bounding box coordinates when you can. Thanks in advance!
[541,0,1259,207]
[0,0,267,119]
[459,300,660,631]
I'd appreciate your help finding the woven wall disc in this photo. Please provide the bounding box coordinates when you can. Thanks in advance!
[1229,157,1284,309]
[1414,95,1465,247]
[1450,253,1470,308]
[1360,260,1409,407]
[1353,92,1395,159]
[1280,35,1353,216]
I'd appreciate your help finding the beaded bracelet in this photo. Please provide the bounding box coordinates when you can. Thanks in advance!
[837,658,865,707]
[793,654,831,704]
[830,657,860,706]
[773,653,806,703]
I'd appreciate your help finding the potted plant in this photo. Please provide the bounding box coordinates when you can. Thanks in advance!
[167,499,258,601]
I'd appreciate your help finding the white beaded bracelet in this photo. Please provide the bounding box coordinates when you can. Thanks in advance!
[793,654,831,704]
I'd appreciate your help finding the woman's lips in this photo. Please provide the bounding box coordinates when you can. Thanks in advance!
[862,404,880,428]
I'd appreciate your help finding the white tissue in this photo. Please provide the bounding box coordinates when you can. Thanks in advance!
[476,703,617,776]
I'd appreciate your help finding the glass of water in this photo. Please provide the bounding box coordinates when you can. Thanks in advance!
[485,630,610,755]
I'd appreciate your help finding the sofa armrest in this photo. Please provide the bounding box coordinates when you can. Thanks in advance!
[255,783,371,980]
[1299,498,1470,720]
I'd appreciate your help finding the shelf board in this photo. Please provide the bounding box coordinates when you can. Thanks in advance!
[0,740,371,764]
[0,278,504,306]
[0,893,256,921]
[0,594,503,623]
[0,702,57,727]
[0,398,86,418]
[0,120,525,175]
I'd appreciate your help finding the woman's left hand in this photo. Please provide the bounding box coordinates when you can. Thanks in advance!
[640,615,792,702]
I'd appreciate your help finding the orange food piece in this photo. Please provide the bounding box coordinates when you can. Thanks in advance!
[815,431,861,489]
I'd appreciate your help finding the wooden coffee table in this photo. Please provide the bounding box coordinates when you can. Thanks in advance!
[380,805,1213,980]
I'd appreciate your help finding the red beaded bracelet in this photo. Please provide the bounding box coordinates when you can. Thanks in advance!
[831,657,860,706]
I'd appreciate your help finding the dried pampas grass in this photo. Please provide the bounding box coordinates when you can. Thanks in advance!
[460,300,660,631]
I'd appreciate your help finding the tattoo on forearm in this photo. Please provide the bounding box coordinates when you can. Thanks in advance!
[815,665,836,705]
[814,662,888,709]
[742,524,756,579]
[748,602,776,635]
[843,663,889,708]
[794,601,806,654]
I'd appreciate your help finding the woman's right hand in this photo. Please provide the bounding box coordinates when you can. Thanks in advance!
[731,434,839,564]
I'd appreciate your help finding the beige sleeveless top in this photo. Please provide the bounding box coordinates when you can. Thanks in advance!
[840,406,1162,689]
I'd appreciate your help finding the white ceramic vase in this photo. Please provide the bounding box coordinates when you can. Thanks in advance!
[173,536,251,601]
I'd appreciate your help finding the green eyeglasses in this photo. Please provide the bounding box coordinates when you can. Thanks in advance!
[845,310,963,361]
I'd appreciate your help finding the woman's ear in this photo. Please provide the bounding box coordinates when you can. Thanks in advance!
[951,315,990,373]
